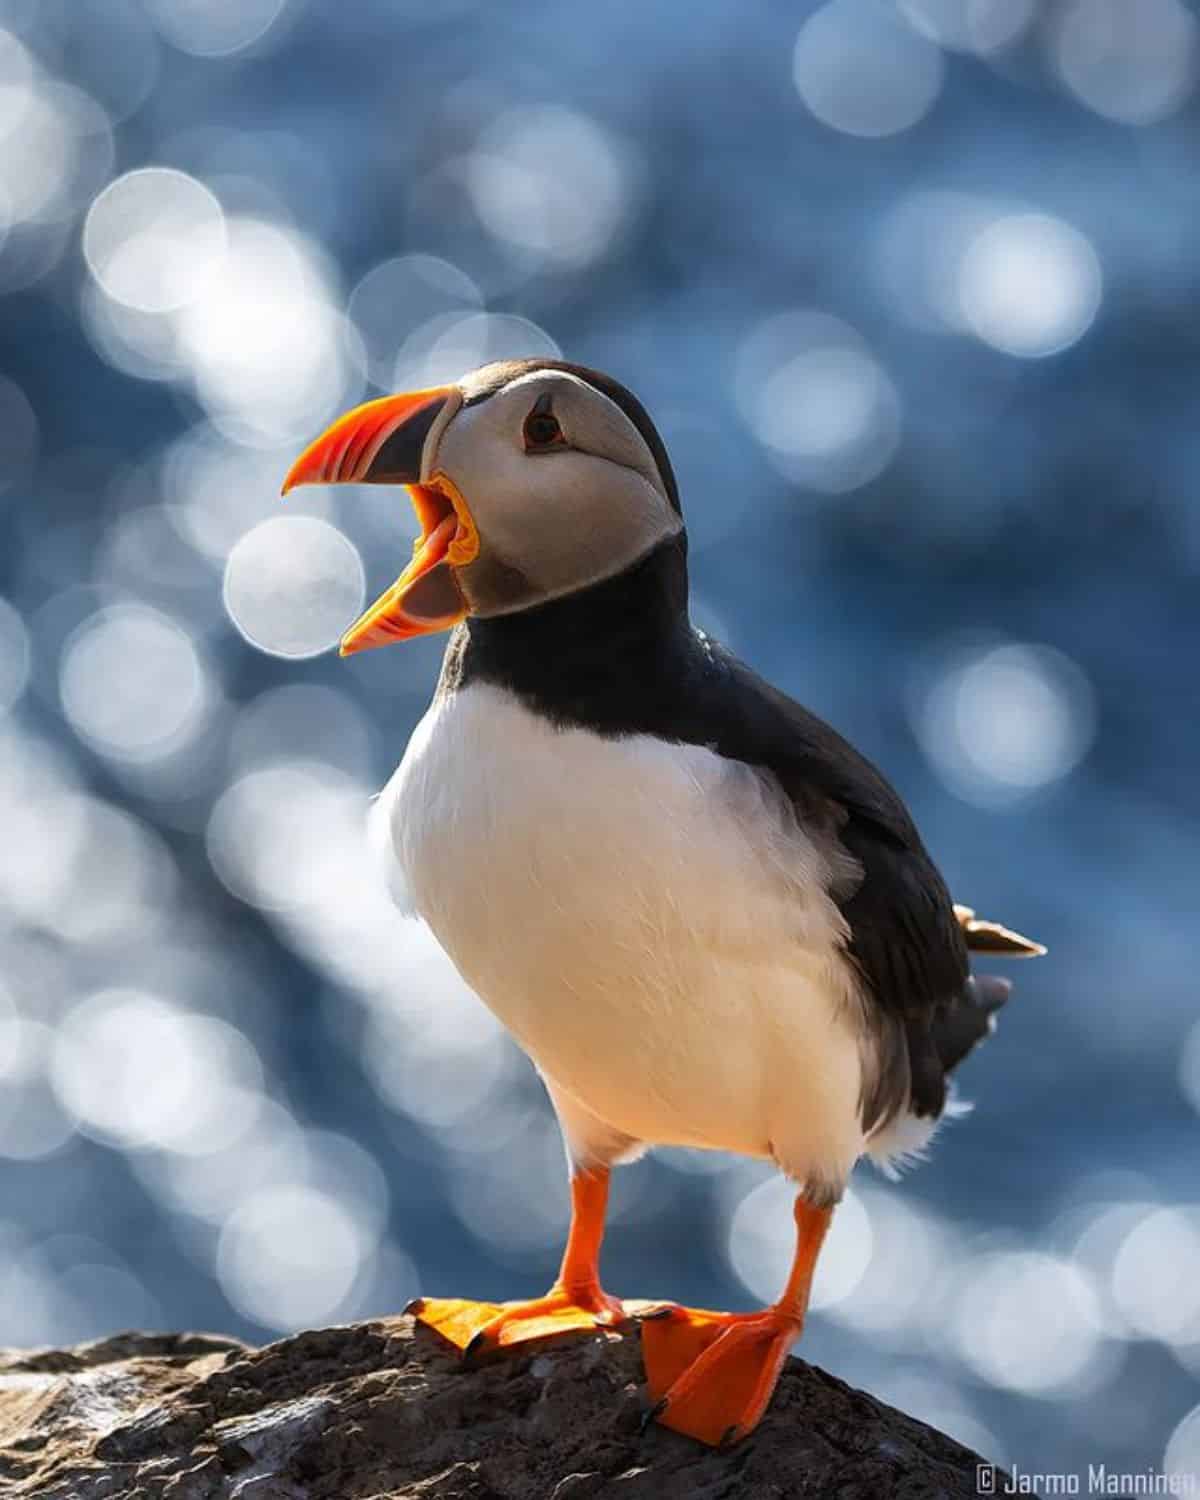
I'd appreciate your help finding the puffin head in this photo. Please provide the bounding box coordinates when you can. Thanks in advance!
[282,359,683,655]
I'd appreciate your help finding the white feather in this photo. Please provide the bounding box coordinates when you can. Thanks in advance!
[866,1089,974,1180]
[373,682,878,1198]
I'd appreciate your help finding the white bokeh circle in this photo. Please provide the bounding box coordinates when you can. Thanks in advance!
[83,168,227,314]
[958,213,1102,359]
[223,515,366,659]
[59,604,211,762]
[794,0,944,138]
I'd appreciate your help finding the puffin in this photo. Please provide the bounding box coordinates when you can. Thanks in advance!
[282,359,1043,1447]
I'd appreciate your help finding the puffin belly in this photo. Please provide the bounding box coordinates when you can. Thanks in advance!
[378,683,869,1181]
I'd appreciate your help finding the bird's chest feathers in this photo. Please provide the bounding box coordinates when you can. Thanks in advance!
[375,682,863,1151]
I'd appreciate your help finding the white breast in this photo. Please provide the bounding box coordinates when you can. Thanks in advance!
[373,683,871,1194]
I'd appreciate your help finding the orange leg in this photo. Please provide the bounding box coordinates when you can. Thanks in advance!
[409,1167,630,1359]
[641,1195,832,1447]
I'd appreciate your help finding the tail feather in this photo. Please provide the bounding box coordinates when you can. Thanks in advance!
[954,903,1046,957]
[932,903,1042,1076]
[870,912,1043,1178]
[932,974,1013,1076]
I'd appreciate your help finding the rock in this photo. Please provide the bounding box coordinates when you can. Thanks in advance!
[0,1317,1004,1498]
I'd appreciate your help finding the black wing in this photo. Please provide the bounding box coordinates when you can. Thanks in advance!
[675,636,972,1128]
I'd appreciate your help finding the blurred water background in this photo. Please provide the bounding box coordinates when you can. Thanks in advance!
[0,0,1198,1479]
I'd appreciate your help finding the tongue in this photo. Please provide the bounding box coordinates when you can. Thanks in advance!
[339,511,466,654]
[403,559,464,621]
[402,513,463,622]
[414,511,458,569]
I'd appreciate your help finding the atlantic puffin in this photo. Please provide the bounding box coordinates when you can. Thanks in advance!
[283,359,1043,1447]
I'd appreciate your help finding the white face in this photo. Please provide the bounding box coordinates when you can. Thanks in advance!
[423,369,683,617]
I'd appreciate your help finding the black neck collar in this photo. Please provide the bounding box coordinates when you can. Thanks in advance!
[442,534,694,733]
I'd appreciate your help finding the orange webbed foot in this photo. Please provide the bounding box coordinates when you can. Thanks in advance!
[640,1305,802,1447]
[409,1285,630,1361]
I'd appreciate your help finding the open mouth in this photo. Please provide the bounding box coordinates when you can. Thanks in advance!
[280,385,477,656]
[338,474,479,656]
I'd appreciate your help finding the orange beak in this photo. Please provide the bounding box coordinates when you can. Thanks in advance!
[282,387,479,656]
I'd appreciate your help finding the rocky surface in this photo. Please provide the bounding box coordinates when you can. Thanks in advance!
[0,1317,1001,1498]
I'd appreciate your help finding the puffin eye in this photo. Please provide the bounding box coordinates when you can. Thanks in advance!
[523,400,565,451]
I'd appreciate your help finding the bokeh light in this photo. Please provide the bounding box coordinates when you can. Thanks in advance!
[217,1183,371,1329]
[0,27,33,137]
[794,0,944,138]
[52,990,263,1153]
[348,254,482,390]
[223,516,366,658]
[96,502,223,627]
[175,216,362,446]
[466,107,634,271]
[393,310,560,391]
[448,1112,579,1260]
[162,425,334,561]
[1110,1208,1200,1345]
[1165,1405,1200,1484]
[84,168,226,314]
[0,727,86,928]
[79,278,188,383]
[0,1231,162,1345]
[1051,0,1198,126]
[43,798,179,947]
[951,1250,1107,1397]
[207,759,385,934]
[81,188,363,446]
[140,1096,307,1225]
[957,213,1102,359]
[900,0,1036,54]
[0,70,113,233]
[911,640,1097,805]
[0,985,76,1161]
[735,311,900,492]
[362,925,510,1133]
[230,682,376,781]
[822,1187,957,1342]
[141,0,291,59]
[874,190,1004,333]
[59,604,213,762]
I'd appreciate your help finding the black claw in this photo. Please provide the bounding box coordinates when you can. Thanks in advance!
[639,1397,668,1434]
[718,1424,741,1450]
[640,1305,676,1322]
[403,1296,425,1316]
[462,1329,488,1366]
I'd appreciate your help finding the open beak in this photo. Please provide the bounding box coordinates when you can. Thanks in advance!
[282,386,478,655]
